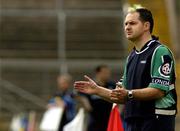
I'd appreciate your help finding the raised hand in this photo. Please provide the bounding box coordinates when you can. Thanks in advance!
[74,75,99,95]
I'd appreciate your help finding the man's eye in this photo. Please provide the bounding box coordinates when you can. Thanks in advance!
[129,22,135,25]
[124,22,136,26]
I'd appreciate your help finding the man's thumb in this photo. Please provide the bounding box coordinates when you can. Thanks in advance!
[84,75,92,82]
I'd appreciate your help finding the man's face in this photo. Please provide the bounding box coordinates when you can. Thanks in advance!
[97,67,111,82]
[57,77,70,92]
[124,12,146,41]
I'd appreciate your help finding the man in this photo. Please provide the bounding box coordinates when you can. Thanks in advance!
[48,74,76,131]
[87,65,115,131]
[74,7,177,131]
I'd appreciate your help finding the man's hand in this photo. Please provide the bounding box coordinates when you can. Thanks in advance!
[110,87,128,104]
[74,75,99,95]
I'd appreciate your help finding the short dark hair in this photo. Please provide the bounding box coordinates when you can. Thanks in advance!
[135,8,154,33]
[95,65,108,73]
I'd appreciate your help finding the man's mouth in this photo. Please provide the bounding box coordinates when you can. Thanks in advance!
[126,32,132,35]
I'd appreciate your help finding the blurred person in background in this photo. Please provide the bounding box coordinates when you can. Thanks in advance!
[48,74,76,131]
[87,65,116,131]
[48,74,91,131]
[74,6,177,131]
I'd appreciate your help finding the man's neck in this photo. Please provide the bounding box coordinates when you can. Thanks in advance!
[133,34,152,51]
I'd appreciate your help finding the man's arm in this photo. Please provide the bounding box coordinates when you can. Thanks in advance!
[95,86,114,103]
[129,87,164,100]
[74,75,165,104]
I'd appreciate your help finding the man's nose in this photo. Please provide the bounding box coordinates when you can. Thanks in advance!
[125,25,131,31]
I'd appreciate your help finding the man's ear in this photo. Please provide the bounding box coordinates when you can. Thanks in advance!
[144,21,150,32]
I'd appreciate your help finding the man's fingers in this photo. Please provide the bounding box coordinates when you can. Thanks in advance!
[74,81,89,86]
[110,97,119,103]
[74,85,86,91]
[74,85,84,89]
[111,89,123,99]
[75,88,86,93]
[111,89,120,94]
[74,81,88,84]
[110,92,120,98]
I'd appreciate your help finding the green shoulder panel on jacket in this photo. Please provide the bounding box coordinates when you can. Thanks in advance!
[149,45,174,92]
[149,45,176,108]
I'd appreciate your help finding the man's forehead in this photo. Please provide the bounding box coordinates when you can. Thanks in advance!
[125,12,140,22]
